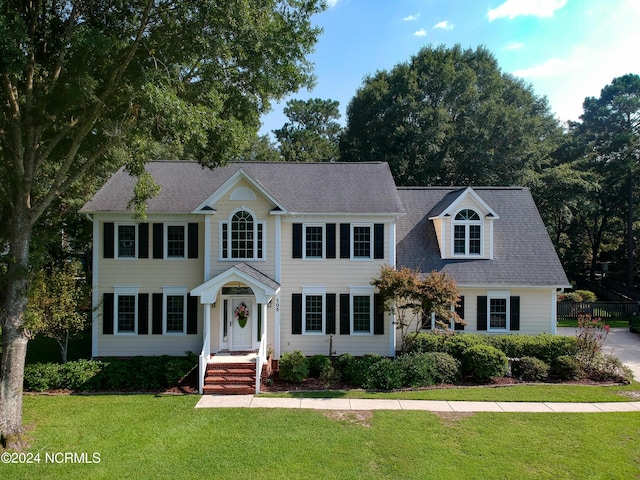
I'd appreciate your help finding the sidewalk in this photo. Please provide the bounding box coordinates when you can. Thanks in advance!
[196,395,640,412]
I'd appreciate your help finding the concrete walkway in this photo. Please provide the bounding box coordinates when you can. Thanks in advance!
[195,327,640,413]
[195,394,640,412]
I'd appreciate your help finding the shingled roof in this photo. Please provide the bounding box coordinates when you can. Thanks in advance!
[81,161,405,215]
[396,187,570,288]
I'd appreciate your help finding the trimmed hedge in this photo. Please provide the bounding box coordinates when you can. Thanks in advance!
[279,350,309,383]
[24,354,197,392]
[406,332,578,365]
[512,356,549,381]
[462,345,508,380]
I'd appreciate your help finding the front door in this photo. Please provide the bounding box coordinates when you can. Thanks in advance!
[230,297,253,350]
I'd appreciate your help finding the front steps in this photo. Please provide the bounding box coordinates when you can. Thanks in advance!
[203,355,269,395]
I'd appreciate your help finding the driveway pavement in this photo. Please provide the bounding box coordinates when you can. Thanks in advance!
[556,326,640,381]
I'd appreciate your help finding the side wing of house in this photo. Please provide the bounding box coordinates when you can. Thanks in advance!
[396,187,570,346]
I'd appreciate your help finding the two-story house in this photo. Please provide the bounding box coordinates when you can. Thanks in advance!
[81,161,569,393]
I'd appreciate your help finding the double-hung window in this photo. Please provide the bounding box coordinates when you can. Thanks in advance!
[164,288,187,334]
[304,224,324,259]
[114,287,138,334]
[350,287,374,334]
[303,287,326,334]
[352,224,372,259]
[221,209,264,260]
[117,224,136,258]
[166,224,186,259]
[453,209,482,256]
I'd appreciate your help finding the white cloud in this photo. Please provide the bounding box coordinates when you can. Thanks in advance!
[403,13,420,21]
[326,0,341,7]
[504,41,524,50]
[413,29,427,37]
[488,0,567,21]
[512,58,565,78]
[433,20,454,30]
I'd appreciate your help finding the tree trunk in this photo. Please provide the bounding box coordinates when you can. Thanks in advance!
[626,170,634,287]
[0,212,33,450]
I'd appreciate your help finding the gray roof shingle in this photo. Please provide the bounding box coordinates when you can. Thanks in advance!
[81,161,405,215]
[396,187,570,287]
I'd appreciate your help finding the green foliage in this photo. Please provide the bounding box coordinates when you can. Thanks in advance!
[558,290,597,302]
[274,98,342,162]
[552,355,583,381]
[363,358,404,390]
[396,352,460,387]
[512,356,550,382]
[307,355,333,380]
[334,353,358,384]
[584,354,634,383]
[427,352,461,385]
[23,355,196,392]
[278,351,309,383]
[341,44,561,187]
[462,345,508,380]
[575,314,610,367]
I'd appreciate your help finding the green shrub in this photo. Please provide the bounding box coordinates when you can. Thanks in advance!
[308,355,332,379]
[443,334,485,359]
[585,354,633,383]
[486,334,578,365]
[364,358,404,390]
[60,359,106,390]
[552,355,583,380]
[278,350,309,383]
[404,332,447,354]
[352,353,384,387]
[512,356,549,382]
[334,353,358,384]
[396,352,460,387]
[462,345,508,380]
[24,363,64,391]
[427,352,460,384]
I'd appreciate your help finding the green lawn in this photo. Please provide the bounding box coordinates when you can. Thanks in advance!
[261,382,640,403]
[556,318,630,328]
[3,395,640,479]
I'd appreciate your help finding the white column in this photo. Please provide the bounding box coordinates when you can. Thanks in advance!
[91,217,99,358]
[203,215,211,282]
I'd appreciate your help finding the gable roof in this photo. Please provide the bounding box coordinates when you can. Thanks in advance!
[396,187,570,288]
[81,161,405,215]
[428,186,499,220]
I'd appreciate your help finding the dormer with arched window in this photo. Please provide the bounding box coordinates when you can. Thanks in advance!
[428,187,499,260]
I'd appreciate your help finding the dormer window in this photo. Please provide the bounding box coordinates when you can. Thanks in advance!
[220,208,265,260]
[453,209,482,256]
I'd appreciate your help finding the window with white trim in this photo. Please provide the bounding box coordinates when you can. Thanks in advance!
[166,224,186,258]
[117,224,136,258]
[164,288,187,334]
[453,209,482,256]
[352,224,372,259]
[350,286,373,334]
[488,291,510,331]
[114,287,138,334]
[220,209,265,260]
[304,224,324,259]
[302,287,326,334]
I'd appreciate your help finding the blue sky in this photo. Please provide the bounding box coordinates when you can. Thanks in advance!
[259,0,640,137]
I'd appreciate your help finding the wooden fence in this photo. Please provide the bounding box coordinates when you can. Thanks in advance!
[557,301,640,320]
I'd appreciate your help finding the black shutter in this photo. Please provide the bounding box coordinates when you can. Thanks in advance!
[188,223,199,259]
[340,224,350,259]
[374,224,384,260]
[104,223,114,258]
[292,223,303,259]
[340,293,350,335]
[510,296,520,331]
[326,224,336,258]
[326,293,336,334]
[477,296,487,331]
[138,223,149,258]
[153,223,164,259]
[292,293,302,334]
[187,294,198,334]
[138,293,149,334]
[454,296,465,331]
[374,293,384,335]
[257,304,262,341]
[152,293,163,334]
[103,293,114,334]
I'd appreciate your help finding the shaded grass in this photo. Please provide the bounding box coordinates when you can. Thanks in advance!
[557,318,630,328]
[3,395,639,479]
[260,381,640,403]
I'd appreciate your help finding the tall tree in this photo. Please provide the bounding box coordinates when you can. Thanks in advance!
[574,74,640,285]
[340,44,562,186]
[0,0,325,449]
[273,97,341,162]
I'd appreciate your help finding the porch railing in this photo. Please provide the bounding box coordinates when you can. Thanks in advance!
[255,332,267,394]
[198,323,211,395]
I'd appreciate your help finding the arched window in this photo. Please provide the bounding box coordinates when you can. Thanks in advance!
[221,209,264,260]
[453,209,482,255]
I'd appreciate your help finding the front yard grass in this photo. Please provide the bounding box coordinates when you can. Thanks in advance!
[557,318,630,328]
[4,395,639,479]
[260,382,640,403]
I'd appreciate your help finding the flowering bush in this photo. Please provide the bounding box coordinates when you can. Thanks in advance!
[575,314,609,367]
